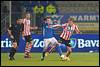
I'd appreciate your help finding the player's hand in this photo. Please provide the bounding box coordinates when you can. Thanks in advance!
[22,37,25,40]
[58,43,61,45]
[10,35,14,39]
[80,32,82,34]
[34,26,38,29]
[31,26,38,30]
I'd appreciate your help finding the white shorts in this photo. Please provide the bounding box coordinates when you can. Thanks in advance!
[44,37,58,49]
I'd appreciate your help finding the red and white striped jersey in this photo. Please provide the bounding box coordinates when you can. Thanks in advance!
[22,18,31,36]
[60,23,80,40]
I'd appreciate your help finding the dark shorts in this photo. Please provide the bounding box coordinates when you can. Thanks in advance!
[24,35,33,43]
[60,37,71,47]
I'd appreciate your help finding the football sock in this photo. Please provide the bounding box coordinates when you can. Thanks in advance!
[25,45,29,56]
[48,46,55,53]
[25,44,33,56]
[66,46,72,57]
[28,44,32,53]
[42,51,46,58]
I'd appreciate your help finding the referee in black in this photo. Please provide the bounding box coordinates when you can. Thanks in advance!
[7,19,24,60]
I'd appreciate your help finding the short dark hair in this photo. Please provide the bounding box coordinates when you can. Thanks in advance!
[68,17,74,21]
[46,16,51,19]
[25,12,30,14]
[44,16,51,21]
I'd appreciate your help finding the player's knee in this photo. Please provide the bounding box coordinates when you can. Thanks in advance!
[26,43,29,47]
[12,42,17,48]
[13,44,17,48]
[13,46,16,48]
[69,49,72,52]
[30,40,34,45]
[67,49,72,53]
[67,46,72,52]
[68,48,72,52]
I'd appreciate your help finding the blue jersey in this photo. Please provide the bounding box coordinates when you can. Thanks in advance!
[43,22,55,38]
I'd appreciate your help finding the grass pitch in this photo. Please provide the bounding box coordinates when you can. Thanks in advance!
[1,52,99,66]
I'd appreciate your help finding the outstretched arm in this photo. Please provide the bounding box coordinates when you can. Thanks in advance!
[52,23,66,28]
[75,25,82,34]
[30,26,38,30]
[7,27,14,39]
[52,24,62,28]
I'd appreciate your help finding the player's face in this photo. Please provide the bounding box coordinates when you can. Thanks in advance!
[46,18,52,24]
[68,20,73,25]
[26,13,30,19]
[17,19,23,24]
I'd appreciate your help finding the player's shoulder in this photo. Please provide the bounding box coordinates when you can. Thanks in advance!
[62,23,67,26]
[73,23,78,28]
[22,18,27,23]
[73,23,77,26]
[43,22,48,26]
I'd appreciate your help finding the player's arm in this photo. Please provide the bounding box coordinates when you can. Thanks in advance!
[20,23,25,38]
[22,31,25,40]
[30,23,38,30]
[20,23,24,32]
[21,19,25,37]
[75,25,82,34]
[7,26,14,39]
[52,24,62,28]
[52,23,66,28]
[7,29,12,36]
[30,26,38,30]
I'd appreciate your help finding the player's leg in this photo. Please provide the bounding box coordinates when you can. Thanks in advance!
[9,41,17,60]
[44,38,55,56]
[9,36,20,60]
[24,35,33,58]
[41,39,51,60]
[55,44,62,56]
[48,45,55,54]
[24,42,29,58]
[65,46,72,57]
[48,44,63,57]
[64,40,72,61]
[54,37,63,56]
[27,40,34,58]
[50,37,62,56]
[47,37,56,53]
[64,46,72,61]
[47,37,62,56]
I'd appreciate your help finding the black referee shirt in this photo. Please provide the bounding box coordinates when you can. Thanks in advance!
[9,23,24,38]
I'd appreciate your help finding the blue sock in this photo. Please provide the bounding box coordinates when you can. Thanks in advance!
[55,45,62,56]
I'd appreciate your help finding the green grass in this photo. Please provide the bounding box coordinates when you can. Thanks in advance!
[1,52,99,66]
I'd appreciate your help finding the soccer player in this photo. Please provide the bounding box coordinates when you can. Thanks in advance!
[53,17,81,61]
[22,12,38,58]
[41,17,62,61]
[8,19,24,60]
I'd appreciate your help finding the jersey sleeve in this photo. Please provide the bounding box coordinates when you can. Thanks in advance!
[62,24,67,29]
[75,25,80,34]
[20,23,24,32]
[22,19,25,23]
